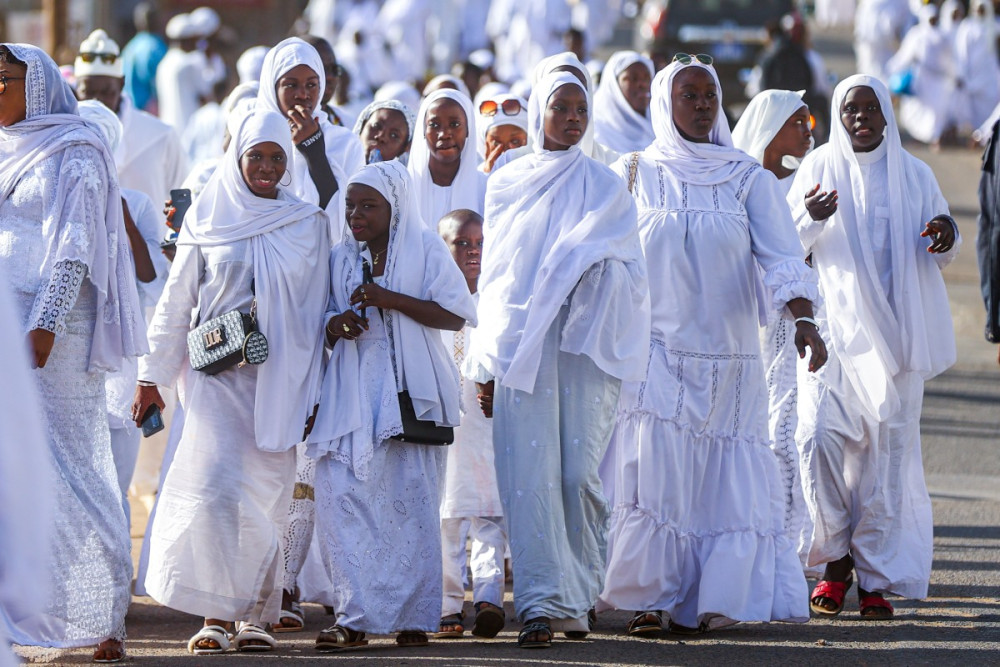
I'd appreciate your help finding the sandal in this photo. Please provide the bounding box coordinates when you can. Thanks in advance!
[517,618,552,648]
[626,610,662,637]
[472,601,505,638]
[667,620,707,635]
[234,621,276,652]
[92,638,126,663]
[396,630,429,647]
[810,574,854,617]
[859,591,894,620]
[187,624,231,654]
[565,607,597,639]
[316,625,368,651]
[273,601,304,633]
[433,613,465,639]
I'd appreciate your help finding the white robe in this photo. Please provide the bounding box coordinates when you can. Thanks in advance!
[155,47,211,134]
[116,96,189,210]
[889,21,955,143]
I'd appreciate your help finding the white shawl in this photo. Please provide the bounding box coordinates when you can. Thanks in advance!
[731,89,809,163]
[790,74,956,421]
[307,160,477,478]
[0,43,147,372]
[179,110,330,452]
[592,50,655,154]
[469,72,650,393]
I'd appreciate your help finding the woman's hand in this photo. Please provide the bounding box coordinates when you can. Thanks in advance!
[288,105,320,144]
[921,215,956,254]
[131,384,166,427]
[27,328,55,369]
[476,380,495,418]
[795,321,828,372]
[482,142,505,174]
[350,283,397,311]
[326,310,369,343]
[804,184,838,222]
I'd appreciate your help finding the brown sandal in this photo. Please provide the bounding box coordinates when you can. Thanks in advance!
[316,625,368,651]
[396,630,429,646]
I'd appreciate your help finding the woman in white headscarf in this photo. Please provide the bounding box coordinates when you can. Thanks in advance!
[307,160,476,649]
[408,88,488,225]
[467,71,649,648]
[732,89,817,568]
[131,109,330,654]
[257,37,364,235]
[353,98,416,164]
[476,93,528,172]
[953,0,1000,134]
[592,50,655,154]
[0,43,146,663]
[598,57,825,636]
[789,74,958,620]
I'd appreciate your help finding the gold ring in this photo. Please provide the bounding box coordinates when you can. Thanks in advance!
[342,324,351,333]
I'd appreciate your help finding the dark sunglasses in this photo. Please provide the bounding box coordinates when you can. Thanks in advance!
[79,52,119,64]
[672,53,714,66]
[479,98,523,117]
[0,74,26,95]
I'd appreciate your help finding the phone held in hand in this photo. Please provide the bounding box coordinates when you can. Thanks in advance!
[141,404,164,438]
[168,188,192,232]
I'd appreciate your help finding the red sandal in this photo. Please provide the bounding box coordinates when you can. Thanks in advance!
[859,593,894,620]
[809,575,853,617]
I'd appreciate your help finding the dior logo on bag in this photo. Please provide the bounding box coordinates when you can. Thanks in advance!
[187,307,268,375]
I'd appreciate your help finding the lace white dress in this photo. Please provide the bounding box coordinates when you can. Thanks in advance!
[0,144,131,648]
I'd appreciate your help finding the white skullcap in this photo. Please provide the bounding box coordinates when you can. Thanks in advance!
[165,13,198,40]
[468,49,494,70]
[237,46,268,84]
[189,7,221,37]
[74,29,123,78]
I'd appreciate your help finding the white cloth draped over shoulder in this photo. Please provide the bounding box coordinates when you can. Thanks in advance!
[0,43,146,372]
[307,160,477,479]
[408,89,487,224]
[592,51,655,154]
[790,75,957,422]
[732,89,810,164]
[175,110,330,452]
[469,72,650,393]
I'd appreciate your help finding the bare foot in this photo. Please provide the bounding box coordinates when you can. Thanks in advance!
[92,638,125,663]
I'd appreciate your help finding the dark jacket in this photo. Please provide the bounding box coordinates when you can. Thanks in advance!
[978,119,1000,342]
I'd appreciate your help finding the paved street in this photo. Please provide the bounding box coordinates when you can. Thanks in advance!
[15,25,1000,667]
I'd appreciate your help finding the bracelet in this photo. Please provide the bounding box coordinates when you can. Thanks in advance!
[298,128,323,148]
[794,316,819,329]
[137,380,157,387]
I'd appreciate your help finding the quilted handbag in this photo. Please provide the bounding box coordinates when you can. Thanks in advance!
[187,303,268,375]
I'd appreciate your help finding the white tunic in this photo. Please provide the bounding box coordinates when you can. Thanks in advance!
[116,96,189,209]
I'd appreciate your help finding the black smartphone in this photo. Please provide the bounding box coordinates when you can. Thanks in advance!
[168,188,192,232]
[141,404,164,438]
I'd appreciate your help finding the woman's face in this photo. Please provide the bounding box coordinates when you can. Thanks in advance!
[670,67,719,143]
[239,141,286,199]
[768,106,813,159]
[0,57,28,127]
[424,98,468,165]
[618,61,652,116]
[542,83,587,151]
[275,64,321,118]
[345,182,391,245]
[484,124,527,156]
[360,108,410,162]
[840,85,886,152]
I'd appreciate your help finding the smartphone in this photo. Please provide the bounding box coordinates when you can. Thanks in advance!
[141,404,164,438]
[168,188,192,231]
[159,229,178,249]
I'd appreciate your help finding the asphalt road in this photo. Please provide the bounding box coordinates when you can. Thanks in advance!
[15,24,1000,667]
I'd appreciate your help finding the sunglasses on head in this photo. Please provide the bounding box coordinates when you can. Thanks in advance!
[671,53,714,66]
[79,52,118,64]
[479,98,523,117]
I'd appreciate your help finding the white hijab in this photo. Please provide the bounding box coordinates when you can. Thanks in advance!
[532,52,598,155]
[308,160,477,478]
[646,60,757,186]
[791,74,956,420]
[470,72,650,393]
[408,88,484,222]
[731,89,809,163]
[180,110,330,452]
[476,93,528,159]
[0,43,146,372]
[592,50,655,154]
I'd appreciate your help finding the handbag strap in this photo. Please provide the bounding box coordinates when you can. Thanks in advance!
[627,151,640,194]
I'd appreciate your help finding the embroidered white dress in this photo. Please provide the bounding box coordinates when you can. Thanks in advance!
[598,155,817,628]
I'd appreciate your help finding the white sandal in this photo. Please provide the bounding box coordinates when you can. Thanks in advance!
[187,625,231,654]
[234,621,277,652]
[273,603,305,633]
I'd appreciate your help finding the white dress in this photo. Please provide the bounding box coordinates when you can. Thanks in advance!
[599,155,816,628]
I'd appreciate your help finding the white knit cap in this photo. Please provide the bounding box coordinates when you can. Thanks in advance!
[189,7,221,37]
[74,29,123,78]
[165,13,198,40]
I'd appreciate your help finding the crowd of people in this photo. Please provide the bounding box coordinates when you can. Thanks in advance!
[0,0,972,663]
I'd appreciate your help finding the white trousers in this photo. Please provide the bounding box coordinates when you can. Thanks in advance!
[440,516,507,617]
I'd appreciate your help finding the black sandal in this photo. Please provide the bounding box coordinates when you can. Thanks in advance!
[626,610,662,637]
[433,613,465,639]
[471,602,505,638]
[518,617,552,648]
[315,625,367,651]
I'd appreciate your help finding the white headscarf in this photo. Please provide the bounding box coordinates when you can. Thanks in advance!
[352,99,417,164]
[791,74,956,420]
[731,89,809,163]
[646,60,757,186]
[476,93,528,159]
[422,73,471,99]
[592,50,655,154]
[374,80,422,111]
[0,43,146,372]
[307,160,476,478]
[408,88,484,222]
[180,110,330,452]
[470,72,650,392]
[77,98,123,153]
[237,45,268,84]
[532,52,599,155]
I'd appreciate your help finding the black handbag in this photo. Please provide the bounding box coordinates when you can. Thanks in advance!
[187,298,268,375]
[361,258,453,446]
